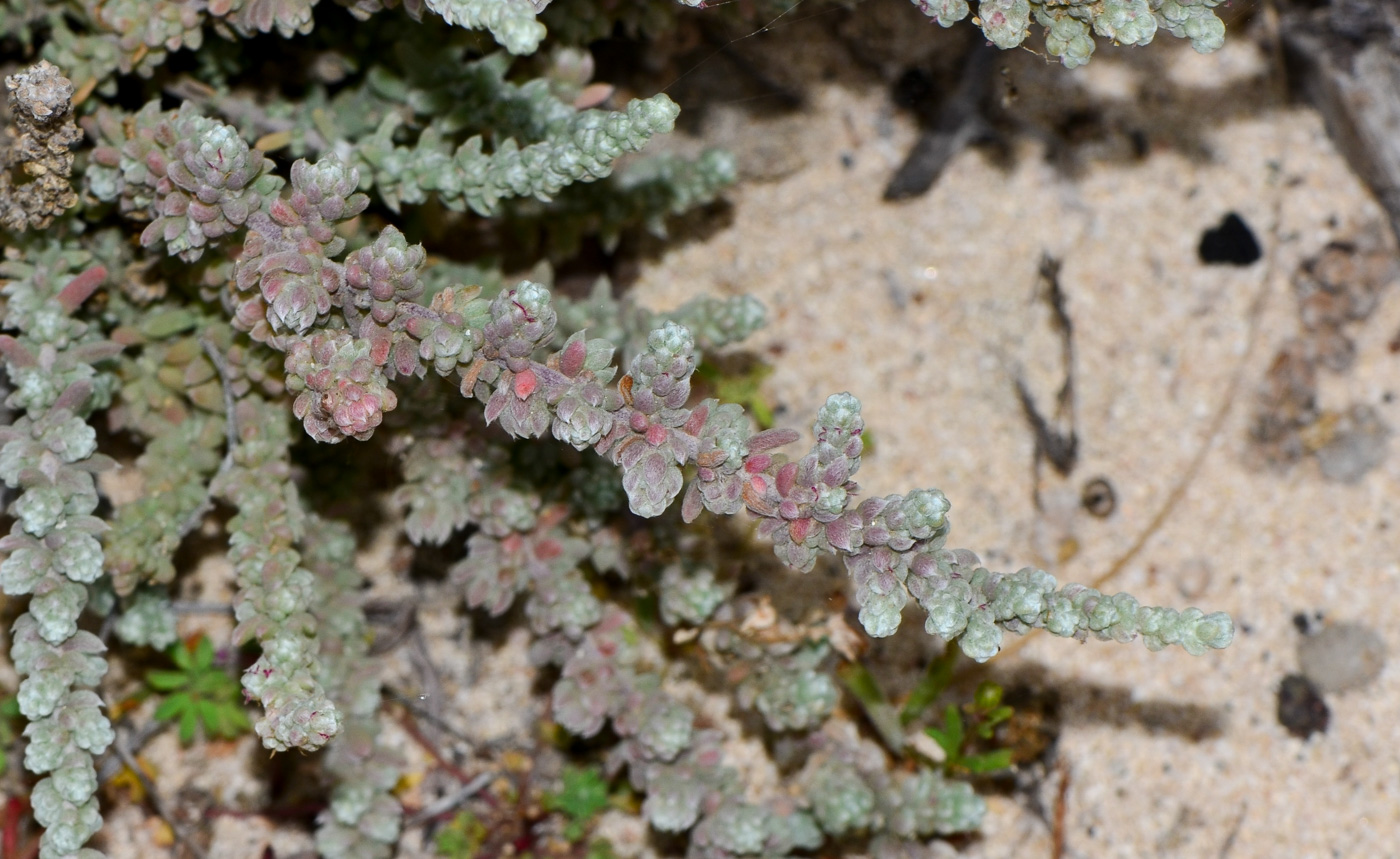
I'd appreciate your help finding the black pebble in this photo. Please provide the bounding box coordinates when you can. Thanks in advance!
[1199,212,1261,265]
[1277,673,1329,739]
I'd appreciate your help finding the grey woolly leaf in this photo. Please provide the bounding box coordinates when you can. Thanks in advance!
[1,545,50,594]
[19,670,68,720]
[526,569,602,637]
[114,589,179,649]
[957,608,1003,662]
[881,767,984,838]
[659,564,732,626]
[64,691,114,753]
[753,663,838,731]
[643,764,707,832]
[857,586,907,639]
[23,715,67,771]
[50,753,98,804]
[31,578,86,644]
[637,697,694,762]
[921,578,973,641]
[622,449,682,517]
[31,778,102,856]
[52,532,103,584]
[805,760,875,835]
[552,676,610,738]
[696,802,768,854]
[14,485,66,536]
[911,0,970,27]
[978,0,1032,48]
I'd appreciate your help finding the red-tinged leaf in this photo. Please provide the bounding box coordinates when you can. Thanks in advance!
[696,449,727,468]
[826,517,855,551]
[749,429,799,452]
[0,335,35,367]
[644,450,666,484]
[535,539,563,561]
[560,333,587,378]
[682,481,703,523]
[743,477,776,517]
[484,389,507,424]
[776,461,798,497]
[683,404,707,436]
[50,380,94,414]
[744,454,772,474]
[645,423,669,446]
[71,341,124,363]
[269,196,299,226]
[514,367,538,399]
[55,265,107,313]
[789,517,813,544]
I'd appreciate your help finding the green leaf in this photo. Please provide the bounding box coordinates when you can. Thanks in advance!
[170,639,194,672]
[900,647,957,725]
[544,766,610,823]
[837,661,904,752]
[193,635,215,671]
[154,692,190,723]
[973,680,1003,712]
[975,705,1015,739]
[178,706,199,745]
[145,669,190,691]
[960,748,1013,774]
[926,704,963,758]
[196,698,223,735]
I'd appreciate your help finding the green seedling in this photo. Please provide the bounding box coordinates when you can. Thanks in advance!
[434,811,486,858]
[924,681,1016,776]
[145,634,251,745]
[543,764,612,842]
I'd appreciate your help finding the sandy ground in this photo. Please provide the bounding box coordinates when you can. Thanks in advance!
[627,15,1400,859]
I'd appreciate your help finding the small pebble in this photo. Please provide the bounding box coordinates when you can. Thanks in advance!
[1277,673,1330,739]
[1298,620,1387,693]
[1198,212,1261,266]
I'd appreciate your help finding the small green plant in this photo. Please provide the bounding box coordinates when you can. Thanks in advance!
[925,681,1016,776]
[144,635,252,745]
[543,764,612,841]
[434,811,486,859]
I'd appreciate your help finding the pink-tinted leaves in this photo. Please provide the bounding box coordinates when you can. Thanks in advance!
[55,266,107,313]
[559,332,587,378]
[775,461,799,498]
[0,335,36,367]
[683,403,708,436]
[484,388,508,425]
[681,481,703,523]
[744,454,772,474]
[514,367,538,399]
[749,428,798,452]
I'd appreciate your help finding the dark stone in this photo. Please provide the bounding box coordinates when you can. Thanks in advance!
[1277,673,1330,739]
[1199,212,1262,265]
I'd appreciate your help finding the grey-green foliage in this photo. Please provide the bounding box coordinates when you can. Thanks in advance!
[0,246,118,859]
[917,0,1227,68]
[427,0,547,54]
[0,1,1240,856]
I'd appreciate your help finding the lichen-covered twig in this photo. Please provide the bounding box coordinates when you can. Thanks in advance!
[1,61,82,232]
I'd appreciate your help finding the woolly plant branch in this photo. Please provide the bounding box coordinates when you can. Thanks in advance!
[0,244,120,859]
